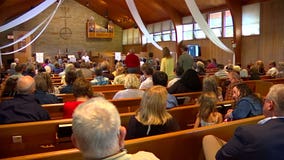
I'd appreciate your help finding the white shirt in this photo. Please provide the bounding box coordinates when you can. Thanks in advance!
[266,67,279,77]
[167,77,180,88]
[139,77,153,90]
[81,55,90,62]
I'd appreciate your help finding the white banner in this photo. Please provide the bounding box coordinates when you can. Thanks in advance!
[36,52,44,63]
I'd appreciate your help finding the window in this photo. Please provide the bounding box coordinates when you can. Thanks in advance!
[183,24,193,40]
[153,32,162,42]
[133,29,141,44]
[171,29,176,41]
[194,23,206,39]
[122,28,141,45]
[181,10,234,40]
[162,30,171,41]
[242,3,260,36]
[122,30,128,45]
[224,10,233,37]
[209,12,222,37]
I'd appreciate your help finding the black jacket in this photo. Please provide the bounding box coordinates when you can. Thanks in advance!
[0,94,50,124]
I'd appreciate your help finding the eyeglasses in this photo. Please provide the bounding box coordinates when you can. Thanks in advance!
[263,98,273,104]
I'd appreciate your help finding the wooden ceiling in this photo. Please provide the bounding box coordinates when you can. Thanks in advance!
[0,0,268,29]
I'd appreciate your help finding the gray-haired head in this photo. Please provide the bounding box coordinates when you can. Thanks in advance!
[266,84,284,115]
[72,97,122,159]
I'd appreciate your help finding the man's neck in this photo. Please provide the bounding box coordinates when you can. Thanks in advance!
[85,149,124,160]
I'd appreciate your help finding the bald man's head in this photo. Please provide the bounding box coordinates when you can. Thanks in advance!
[17,76,35,94]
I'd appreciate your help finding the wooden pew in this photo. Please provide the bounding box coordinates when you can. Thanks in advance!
[3,115,264,160]
[101,90,120,99]
[0,119,74,158]
[243,78,284,97]
[51,77,93,85]
[56,94,76,102]
[43,98,142,119]
[42,103,64,120]
[120,101,233,130]
[110,98,141,113]
[0,100,235,158]
[92,84,125,92]
[172,91,202,105]
[264,77,284,84]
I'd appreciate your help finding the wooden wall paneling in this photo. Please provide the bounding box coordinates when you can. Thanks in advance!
[13,31,32,64]
[260,0,284,65]
[241,0,284,68]
[226,0,242,65]
[241,36,260,66]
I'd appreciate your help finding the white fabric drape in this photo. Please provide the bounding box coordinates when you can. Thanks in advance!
[1,0,62,55]
[125,0,162,50]
[0,0,62,67]
[184,0,235,64]
[0,0,58,32]
[0,14,51,50]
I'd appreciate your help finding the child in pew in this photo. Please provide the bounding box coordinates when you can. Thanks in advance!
[126,86,180,139]
[194,92,223,128]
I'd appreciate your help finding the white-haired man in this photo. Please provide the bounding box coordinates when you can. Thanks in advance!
[203,84,284,160]
[72,97,159,160]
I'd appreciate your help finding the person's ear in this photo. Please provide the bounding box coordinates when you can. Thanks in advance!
[71,134,79,149]
[268,101,274,111]
[118,126,126,149]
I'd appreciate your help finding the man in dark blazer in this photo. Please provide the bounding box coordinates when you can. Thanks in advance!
[203,84,284,160]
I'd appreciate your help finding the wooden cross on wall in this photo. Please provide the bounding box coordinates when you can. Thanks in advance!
[59,2,72,40]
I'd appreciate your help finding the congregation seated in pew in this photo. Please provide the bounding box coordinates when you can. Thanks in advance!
[224,83,263,121]
[34,72,58,104]
[194,92,223,128]
[152,71,178,109]
[167,69,202,96]
[72,97,159,160]
[59,70,77,94]
[0,98,236,158]
[63,78,95,118]
[203,84,284,160]
[90,67,109,85]
[2,115,265,160]
[0,76,50,124]
[126,86,180,139]
[113,74,144,99]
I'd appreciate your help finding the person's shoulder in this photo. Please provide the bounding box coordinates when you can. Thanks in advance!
[235,123,260,136]
[130,151,159,160]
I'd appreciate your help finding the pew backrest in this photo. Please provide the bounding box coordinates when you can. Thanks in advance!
[4,115,264,160]
[92,84,125,92]
[172,91,202,105]
[43,98,142,120]
[0,119,73,158]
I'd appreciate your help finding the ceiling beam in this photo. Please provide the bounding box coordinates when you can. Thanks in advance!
[156,0,182,26]
[0,0,43,25]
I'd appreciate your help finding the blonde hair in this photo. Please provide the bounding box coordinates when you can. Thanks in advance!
[198,92,218,121]
[124,74,140,89]
[136,86,172,125]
